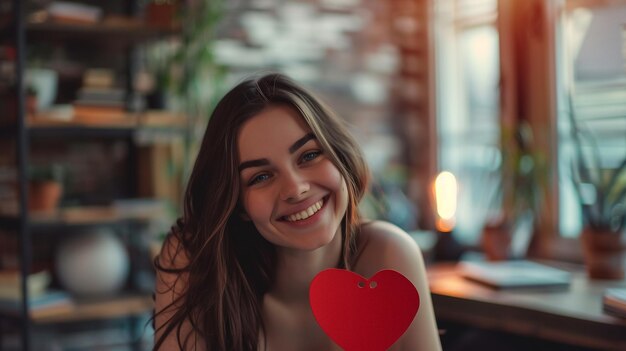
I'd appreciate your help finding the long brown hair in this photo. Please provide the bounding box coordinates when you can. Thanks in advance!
[153,73,369,350]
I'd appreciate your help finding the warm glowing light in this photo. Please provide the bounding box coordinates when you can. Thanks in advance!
[434,171,457,232]
[436,218,455,233]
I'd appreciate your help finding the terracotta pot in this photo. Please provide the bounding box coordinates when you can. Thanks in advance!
[28,180,62,213]
[581,228,626,280]
[27,95,38,115]
[146,2,179,29]
[481,222,512,261]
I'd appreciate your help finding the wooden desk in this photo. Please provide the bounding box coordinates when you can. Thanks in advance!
[428,263,626,350]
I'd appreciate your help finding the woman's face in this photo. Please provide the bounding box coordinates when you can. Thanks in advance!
[237,105,348,252]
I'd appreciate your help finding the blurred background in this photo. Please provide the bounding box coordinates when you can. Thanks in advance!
[0,0,625,350]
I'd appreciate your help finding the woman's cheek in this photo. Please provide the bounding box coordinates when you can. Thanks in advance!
[243,192,264,223]
[321,161,348,212]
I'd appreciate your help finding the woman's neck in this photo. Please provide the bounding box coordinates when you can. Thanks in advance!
[269,229,343,304]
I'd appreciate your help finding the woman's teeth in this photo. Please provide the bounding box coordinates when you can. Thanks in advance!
[286,199,324,222]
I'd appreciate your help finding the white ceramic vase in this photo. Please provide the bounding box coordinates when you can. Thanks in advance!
[56,228,130,297]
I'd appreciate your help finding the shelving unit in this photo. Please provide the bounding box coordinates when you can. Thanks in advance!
[0,1,185,350]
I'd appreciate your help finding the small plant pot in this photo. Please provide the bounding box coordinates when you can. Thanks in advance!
[26,95,38,115]
[28,180,62,213]
[581,229,626,280]
[481,220,513,261]
[146,2,179,29]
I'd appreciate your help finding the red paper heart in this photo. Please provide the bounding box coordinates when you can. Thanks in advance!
[309,269,420,351]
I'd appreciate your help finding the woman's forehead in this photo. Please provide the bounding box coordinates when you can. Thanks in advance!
[237,105,314,158]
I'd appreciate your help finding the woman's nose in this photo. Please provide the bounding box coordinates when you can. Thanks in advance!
[279,170,310,201]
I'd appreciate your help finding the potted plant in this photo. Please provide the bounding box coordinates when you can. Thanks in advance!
[570,99,626,279]
[143,0,226,117]
[26,85,37,115]
[481,121,548,261]
[28,163,64,213]
[145,0,180,29]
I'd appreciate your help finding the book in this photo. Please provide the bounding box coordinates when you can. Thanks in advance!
[603,288,626,318]
[459,260,572,290]
[0,289,74,318]
[0,270,51,300]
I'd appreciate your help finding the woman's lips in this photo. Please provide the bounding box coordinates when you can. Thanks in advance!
[279,196,328,222]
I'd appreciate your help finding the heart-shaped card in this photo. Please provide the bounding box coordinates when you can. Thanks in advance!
[309,269,420,351]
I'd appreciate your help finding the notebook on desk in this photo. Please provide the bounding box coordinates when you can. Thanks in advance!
[603,288,626,318]
[459,260,572,290]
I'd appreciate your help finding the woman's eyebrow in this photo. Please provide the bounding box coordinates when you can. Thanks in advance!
[239,158,269,172]
[289,133,316,154]
[238,133,316,173]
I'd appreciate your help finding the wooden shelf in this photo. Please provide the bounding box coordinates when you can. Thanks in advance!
[26,17,179,45]
[1,201,168,228]
[0,293,153,324]
[29,202,166,227]
[29,111,186,128]
[28,114,136,138]
[29,114,136,128]
[25,111,187,138]
[33,293,153,324]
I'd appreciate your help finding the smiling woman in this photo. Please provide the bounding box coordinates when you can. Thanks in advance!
[152,73,441,351]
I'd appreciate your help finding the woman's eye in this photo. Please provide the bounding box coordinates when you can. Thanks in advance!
[301,150,322,163]
[249,173,271,185]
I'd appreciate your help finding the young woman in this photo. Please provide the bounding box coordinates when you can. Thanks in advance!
[154,73,441,350]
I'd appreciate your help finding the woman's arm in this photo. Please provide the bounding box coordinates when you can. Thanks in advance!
[154,234,206,350]
[355,221,442,351]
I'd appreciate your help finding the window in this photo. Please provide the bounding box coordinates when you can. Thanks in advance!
[556,0,626,237]
[434,0,501,245]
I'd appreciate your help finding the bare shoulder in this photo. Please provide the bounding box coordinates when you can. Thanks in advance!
[359,220,418,248]
[158,232,190,270]
[354,221,442,350]
[354,220,424,278]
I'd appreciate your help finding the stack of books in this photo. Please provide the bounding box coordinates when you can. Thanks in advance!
[48,1,102,25]
[603,288,626,319]
[0,270,74,319]
[73,69,129,124]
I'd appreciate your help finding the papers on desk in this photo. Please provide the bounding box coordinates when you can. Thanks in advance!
[459,260,572,290]
[603,289,626,318]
